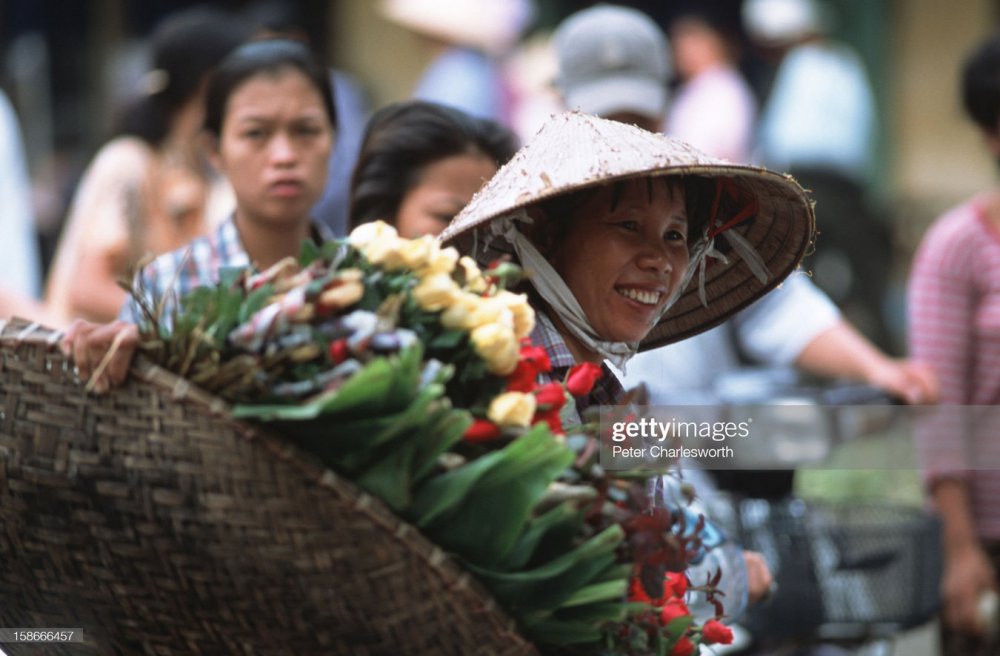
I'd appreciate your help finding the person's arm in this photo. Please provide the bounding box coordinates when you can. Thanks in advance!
[66,242,131,322]
[794,319,939,404]
[0,286,61,326]
[50,139,149,323]
[932,478,998,635]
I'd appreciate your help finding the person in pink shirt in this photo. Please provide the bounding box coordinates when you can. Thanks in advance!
[908,32,1000,654]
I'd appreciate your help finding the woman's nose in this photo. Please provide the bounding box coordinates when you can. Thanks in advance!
[637,241,674,273]
[270,133,297,165]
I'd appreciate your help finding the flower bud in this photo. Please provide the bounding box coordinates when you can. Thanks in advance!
[471,323,519,375]
[413,272,461,312]
[348,220,397,250]
[494,290,535,339]
[487,391,537,428]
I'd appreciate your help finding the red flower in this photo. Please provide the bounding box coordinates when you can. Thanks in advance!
[506,361,538,393]
[670,636,695,656]
[533,382,566,410]
[520,344,552,373]
[664,572,688,599]
[565,362,602,397]
[702,619,734,645]
[463,418,501,443]
[660,598,690,626]
[534,408,564,434]
[505,344,552,393]
[628,576,655,604]
[328,338,349,364]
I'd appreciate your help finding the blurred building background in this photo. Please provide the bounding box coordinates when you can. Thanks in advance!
[0,0,998,349]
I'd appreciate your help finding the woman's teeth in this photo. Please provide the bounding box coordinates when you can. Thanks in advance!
[616,287,660,305]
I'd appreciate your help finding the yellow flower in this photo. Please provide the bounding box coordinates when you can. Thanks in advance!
[319,279,364,311]
[471,323,519,375]
[363,235,408,270]
[419,246,459,276]
[487,391,537,428]
[400,235,437,271]
[348,220,397,250]
[468,296,515,331]
[440,292,481,331]
[413,272,462,311]
[459,256,488,293]
[495,290,535,339]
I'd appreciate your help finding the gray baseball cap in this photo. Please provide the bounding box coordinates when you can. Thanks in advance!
[552,4,671,120]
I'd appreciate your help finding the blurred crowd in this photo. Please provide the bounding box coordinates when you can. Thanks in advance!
[2,0,1000,653]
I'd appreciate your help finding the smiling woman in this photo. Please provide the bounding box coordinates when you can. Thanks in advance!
[441,111,816,419]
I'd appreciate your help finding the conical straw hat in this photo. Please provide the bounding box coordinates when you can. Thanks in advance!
[440,111,815,351]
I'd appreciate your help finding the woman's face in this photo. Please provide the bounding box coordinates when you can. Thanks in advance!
[671,17,727,80]
[547,178,690,344]
[212,68,333,229]
[395,152,498,238]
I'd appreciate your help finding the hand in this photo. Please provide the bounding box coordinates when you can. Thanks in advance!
[942,542,998,635]
[866,357,940,405]
[743,550,775,605]
[60,319,139,393]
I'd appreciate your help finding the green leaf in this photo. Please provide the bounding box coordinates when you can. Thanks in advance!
[232,345,425,421]
[299,239,321,267]
[414,427,575,565]
[558,579,628,608]
[428,329,466,350]
[521,618,603,646]
[467,525,624,611]
[409,442,505,526]
[238,283,274,323]
[500,502,581,571]
[409,406,469,482]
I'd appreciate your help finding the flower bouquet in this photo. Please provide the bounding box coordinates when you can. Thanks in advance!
[123,222,736,654]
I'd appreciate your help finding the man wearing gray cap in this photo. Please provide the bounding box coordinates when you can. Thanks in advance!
[550,3,936,414]
[552,4,670,132]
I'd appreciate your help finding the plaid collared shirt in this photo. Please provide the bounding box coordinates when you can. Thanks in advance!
[530,310,625,427]
[119,214,333,324]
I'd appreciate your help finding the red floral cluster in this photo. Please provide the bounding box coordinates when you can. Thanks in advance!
[627,570,733,655]
[463,341,603,443]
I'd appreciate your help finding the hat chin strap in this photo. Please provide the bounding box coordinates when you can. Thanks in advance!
[491,213,638,370]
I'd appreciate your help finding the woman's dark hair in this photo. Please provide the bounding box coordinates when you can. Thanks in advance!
[348,101,519,230]
[530,175,714,254]
[962,32,1000,134]
[204,38,337,138]
[118,6,251,146]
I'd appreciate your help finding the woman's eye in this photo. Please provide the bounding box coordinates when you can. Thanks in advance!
[242,129,265,140]
[295,124,322,137]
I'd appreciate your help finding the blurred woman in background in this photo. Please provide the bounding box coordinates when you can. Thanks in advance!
[45,7,250,324]
[348,99,518,237]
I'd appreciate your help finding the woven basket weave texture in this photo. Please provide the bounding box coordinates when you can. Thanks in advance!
[0,321,535,655]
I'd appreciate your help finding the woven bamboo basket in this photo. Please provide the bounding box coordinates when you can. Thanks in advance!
[0,320,537,655]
